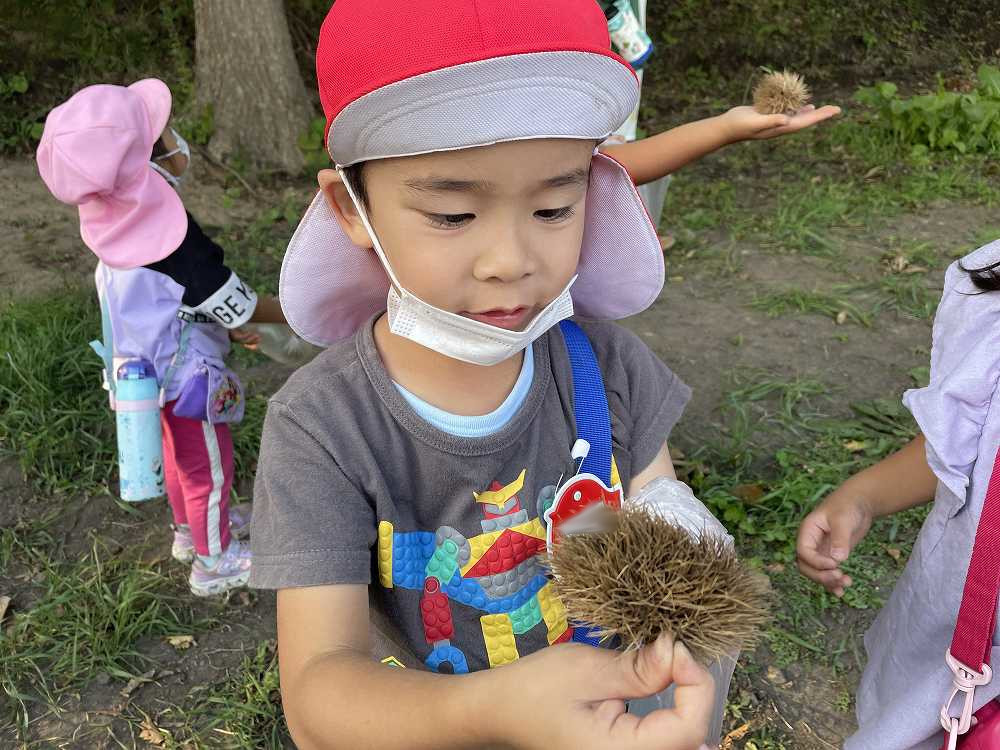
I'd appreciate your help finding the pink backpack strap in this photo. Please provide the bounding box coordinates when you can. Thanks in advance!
[940,445,1000,745]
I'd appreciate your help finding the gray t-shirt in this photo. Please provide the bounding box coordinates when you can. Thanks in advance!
[250,317,690,674]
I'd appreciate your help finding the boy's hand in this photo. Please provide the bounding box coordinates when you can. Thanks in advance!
[796,487,874,597]
[720,104,841,143]
[494,632,715,750]
[229,326,261,350]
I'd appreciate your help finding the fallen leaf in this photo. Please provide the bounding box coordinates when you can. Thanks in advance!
[905,265,928,274]
[887,255,909,273]
[0,595,10,623]
[139,718,165,746]
[863,165,884,181]
[668,275,684,282]
[886,547,901,561]
[765,563,786,574]
[843,439,867,453]
[766,666,787,684]
[835,310,849,325]
[731,483,766,504]
[121,669,156,699]
[720,720,755,750]
[165,635,195,650]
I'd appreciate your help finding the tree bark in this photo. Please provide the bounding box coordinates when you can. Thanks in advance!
[194,0,313,173]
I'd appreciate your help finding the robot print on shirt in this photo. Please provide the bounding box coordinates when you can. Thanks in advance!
[376,460,623,674]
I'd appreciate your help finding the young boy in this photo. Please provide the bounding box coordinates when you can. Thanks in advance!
[251,2,835,747]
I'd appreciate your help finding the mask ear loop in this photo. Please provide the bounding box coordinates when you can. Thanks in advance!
[154,129,190,162]
[335,164,405,295]
[152,148,183,161]
[149,160,180,187]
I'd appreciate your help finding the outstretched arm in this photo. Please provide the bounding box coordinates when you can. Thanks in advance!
[601,104,841,186]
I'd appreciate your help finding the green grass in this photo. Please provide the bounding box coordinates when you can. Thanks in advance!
[749,289,872,326]
[973,226,1000,246]
[851,273,941,320]
[1,520,202,735]
[0,289,114,494]
[675,370,925,684]
[665,114,1000,261]
[0,288,268,498]
[163,639,287,749]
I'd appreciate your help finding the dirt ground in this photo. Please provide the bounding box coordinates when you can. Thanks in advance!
[2,142,995,749]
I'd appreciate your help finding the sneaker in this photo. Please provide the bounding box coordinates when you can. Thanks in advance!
[228,503,253,540]
[172,505,252,563]
[188,539,252,597]
[172,525,195,564]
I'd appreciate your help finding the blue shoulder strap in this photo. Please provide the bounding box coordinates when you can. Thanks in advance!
[89,292,116,395]
[558,320,612,486]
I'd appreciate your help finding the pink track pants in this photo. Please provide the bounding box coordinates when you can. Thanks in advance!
[161,400,233,556]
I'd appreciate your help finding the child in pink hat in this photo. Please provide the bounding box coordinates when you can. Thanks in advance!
[37,79,286,597]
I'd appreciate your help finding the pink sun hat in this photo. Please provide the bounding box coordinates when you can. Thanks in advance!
[280,0,664,347]
[36,78,187,270]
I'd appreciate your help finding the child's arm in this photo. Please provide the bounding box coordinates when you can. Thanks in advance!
[229,295,288,349]
[248,294,286,324]
[278,582,716,750]
[796,434,938,596]
[629,441,677,495]
[600,104,841,186]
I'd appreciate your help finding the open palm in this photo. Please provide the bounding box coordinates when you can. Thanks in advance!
[725,104,842,141]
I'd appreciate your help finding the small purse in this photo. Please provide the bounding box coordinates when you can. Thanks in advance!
[173,361,245,424]
[939,447,1000,749]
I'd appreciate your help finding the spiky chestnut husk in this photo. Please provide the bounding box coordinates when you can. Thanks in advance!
[753,70,811,115]
[546,504,771,664]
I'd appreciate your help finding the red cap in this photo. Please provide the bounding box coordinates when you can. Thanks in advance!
[314,0,638,165]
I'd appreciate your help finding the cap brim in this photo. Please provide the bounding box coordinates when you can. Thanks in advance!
[79,167,187,270]
[329,51,637,166]
[280,151,662,347]
[128,78,172,144]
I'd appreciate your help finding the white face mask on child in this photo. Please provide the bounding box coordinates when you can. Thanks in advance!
[338,166,577,367]
[150,128,191,188]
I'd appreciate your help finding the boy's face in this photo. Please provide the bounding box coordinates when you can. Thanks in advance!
[325,138,594,332]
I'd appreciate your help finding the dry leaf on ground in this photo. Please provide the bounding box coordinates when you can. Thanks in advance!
[139,718,165,746]
[165,634,196,650]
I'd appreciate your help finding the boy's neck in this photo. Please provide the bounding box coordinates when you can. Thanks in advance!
[372,314,526,417]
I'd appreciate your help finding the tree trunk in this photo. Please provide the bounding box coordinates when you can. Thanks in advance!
[194,0,313,174]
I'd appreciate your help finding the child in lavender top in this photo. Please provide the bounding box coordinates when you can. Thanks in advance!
[798,240,1000,749]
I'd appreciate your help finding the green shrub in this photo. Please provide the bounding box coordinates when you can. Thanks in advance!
[0,72,44,151]
[855,65,1000,155]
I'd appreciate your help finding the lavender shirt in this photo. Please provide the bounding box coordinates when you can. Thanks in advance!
[93,213,256,402]
[848,240,1000,749]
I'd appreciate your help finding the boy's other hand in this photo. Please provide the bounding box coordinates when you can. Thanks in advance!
[796,487,874,597]
[493,632,715,750]
[721,104,841,143]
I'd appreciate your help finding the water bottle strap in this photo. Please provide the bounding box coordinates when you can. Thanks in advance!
[158,321,193,408]
[94,293,116,395]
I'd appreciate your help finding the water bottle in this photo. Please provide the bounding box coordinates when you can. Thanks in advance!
[242,323,320,367]
[605,1,654,69]
[114,359,165,502]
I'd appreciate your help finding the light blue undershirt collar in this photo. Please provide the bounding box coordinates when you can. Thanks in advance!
[392,344,534,438]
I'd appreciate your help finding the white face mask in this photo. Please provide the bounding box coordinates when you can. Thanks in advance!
[150,128,191,188]
[338,166,577,367]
